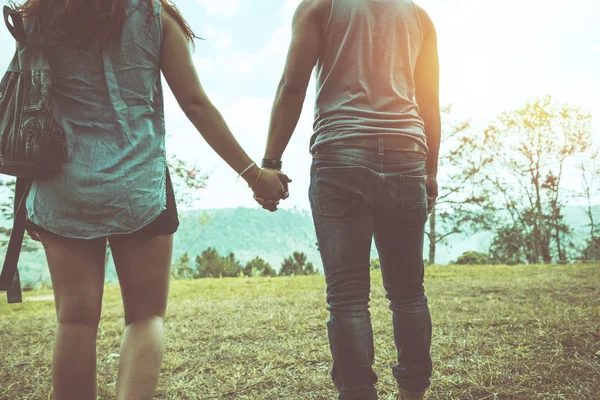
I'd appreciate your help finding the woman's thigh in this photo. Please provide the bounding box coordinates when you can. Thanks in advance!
[108,234,173,324]
[38,231,107,325]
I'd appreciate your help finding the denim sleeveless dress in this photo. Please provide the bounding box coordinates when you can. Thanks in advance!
[25,0,168,239]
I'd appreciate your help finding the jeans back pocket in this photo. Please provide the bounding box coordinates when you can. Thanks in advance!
[314,166,366,217]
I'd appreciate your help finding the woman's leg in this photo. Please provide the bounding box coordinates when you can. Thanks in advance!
[108,233,173,400]
[38,231,107,400]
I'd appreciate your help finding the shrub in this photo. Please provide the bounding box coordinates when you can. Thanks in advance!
[243,257,276,277]
[171,252,194,280]
[195,247,243,278]
[581,238,600,261]
[279,252,317,276]
[370,259,381,270]
[455,251,490,265]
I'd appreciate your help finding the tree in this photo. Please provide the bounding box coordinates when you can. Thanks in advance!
[578,145,600,261]
[279,252,317,276]
[370,258,381,270]
[0,179,16,249]
[582,238,600,261]
[221,253,243,278]
[243,257,276,277]
[304,260,316,275]
[194,247,242,278]
[168,155,209,209]
[0,179,15,221]
[171,252,194,280]
[455,251,490,265]
[194,247,221,278]
[182,211,212,256]
[426,106,495,265]
[167,155,212,258]
[483,96,592,264]
[488,225,532,265]
[1,179,41,253]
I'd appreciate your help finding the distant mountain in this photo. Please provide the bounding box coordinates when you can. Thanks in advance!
[173,207,323,271]
[1,205,597,288]
[152,204,600,268]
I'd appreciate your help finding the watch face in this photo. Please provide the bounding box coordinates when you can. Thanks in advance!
[262,159,282,169]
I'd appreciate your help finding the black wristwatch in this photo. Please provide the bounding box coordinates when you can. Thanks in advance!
[262,158,283,170]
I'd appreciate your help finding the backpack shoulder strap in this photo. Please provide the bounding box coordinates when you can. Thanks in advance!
[3,6,26,43]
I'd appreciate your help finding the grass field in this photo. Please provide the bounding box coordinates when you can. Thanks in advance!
[1,264,599,400]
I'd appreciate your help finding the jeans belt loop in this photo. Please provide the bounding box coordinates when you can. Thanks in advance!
[377,137,384,156]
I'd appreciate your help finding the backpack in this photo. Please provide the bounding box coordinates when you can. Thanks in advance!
[0,6,67,303]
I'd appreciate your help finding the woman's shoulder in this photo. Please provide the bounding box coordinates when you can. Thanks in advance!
[125,0,162,19]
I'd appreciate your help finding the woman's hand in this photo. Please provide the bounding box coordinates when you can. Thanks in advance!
[248,168,292,212]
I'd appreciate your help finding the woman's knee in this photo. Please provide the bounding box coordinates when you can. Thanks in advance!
[123,303,167,327]
[124,313,165,329]
[56,300,102,328]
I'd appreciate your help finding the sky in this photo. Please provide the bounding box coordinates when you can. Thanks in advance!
[1,0,598,210]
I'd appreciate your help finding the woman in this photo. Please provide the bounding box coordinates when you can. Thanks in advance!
[14,0,289,399]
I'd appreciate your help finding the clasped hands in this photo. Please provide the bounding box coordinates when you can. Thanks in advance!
[250,168,292,212]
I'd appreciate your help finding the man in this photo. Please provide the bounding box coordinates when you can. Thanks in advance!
[259,0,440,399]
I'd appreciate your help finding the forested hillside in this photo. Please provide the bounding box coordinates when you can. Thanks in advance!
[1,204,596,289]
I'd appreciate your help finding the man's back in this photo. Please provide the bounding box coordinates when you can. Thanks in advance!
[264,0,439,397]
[312,0,426,152]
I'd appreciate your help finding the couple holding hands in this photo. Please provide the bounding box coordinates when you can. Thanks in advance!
[11,0,440,399]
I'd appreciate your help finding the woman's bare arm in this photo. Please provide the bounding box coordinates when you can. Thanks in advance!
[159,9,289,204]
[159,9,260,183]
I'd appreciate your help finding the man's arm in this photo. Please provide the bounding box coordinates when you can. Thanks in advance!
[414,6,440,212]
[263,0,326,161]
[415,6,440,176]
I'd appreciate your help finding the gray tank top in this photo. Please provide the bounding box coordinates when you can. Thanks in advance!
[311,0,427,152]
[26,0,166,239]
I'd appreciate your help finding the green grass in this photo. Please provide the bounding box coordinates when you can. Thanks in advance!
[1,264,599,399]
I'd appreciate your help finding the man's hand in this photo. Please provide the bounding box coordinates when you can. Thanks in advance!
[253,169,292,212]
[425,174,438,214]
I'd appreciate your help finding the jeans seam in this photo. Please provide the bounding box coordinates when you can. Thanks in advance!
[377,172,386,207]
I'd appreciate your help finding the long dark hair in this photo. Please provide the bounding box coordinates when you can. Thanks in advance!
[13,0,196,47]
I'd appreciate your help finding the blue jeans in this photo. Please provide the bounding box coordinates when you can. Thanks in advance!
[309,138,432,399]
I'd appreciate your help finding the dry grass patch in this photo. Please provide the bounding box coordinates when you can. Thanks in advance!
[1,264,599,399]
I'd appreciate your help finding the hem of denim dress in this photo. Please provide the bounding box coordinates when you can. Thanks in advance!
[26,207,165,240]
[25,166,169,240]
